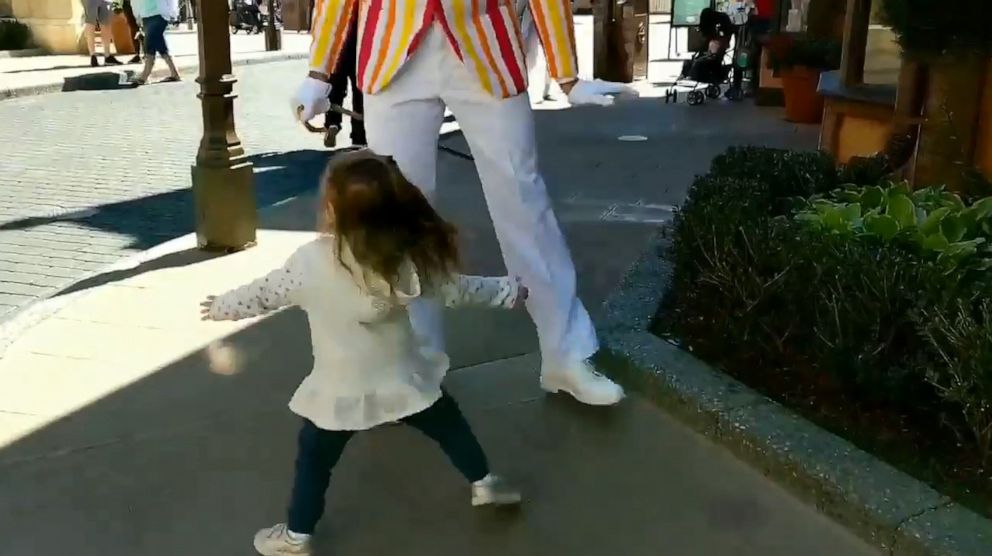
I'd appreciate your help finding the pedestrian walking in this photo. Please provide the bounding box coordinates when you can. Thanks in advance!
[122,0,145,65]
[322,15,365,148]
[82,0,122,67]
[200,151,524,556]
[131,0,182,85]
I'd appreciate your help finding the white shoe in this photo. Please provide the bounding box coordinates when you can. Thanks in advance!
[253,523,313,556]
[541,359,625,406]
[471,474,522,507]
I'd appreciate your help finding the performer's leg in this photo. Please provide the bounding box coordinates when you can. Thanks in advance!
[439,51,623,405]
[363,36,446,352]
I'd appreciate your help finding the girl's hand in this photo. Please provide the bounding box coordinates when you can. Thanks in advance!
[200,295,217,321]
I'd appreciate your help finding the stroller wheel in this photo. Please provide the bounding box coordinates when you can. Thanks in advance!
[687,90,705,106]
[706,84,721,99]
[725,87,744,101]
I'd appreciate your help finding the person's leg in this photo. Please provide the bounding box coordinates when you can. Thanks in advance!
[402,391,521,506]
[122,0,142,63]
[323,18,356,146]
[401,391,489,482]
[350,80,366,145]
[342,20,365,145]
[137,54,156,83]
[84,23,97,56]
[83,1,100,65]
[156,18,180,79]
[98,4,120,63]
[254,419,351,556]
[135,16,160,83]
[363,30,446,352]
[285,420,353,534]
[438,32,622,406]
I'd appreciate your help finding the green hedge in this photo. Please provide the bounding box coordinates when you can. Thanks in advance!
[667,147,992,472]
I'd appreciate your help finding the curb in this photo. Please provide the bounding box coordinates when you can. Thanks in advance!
[0,51,308,101]
[595,230,992,556]
[0,48,47,59]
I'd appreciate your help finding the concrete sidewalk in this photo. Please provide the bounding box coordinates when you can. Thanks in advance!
[0,191,878,556]
[0,29,311,99]
[0,93,880,554]
[0,15,879,553]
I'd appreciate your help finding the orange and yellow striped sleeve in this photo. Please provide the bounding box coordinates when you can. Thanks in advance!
[528,0,579,81]
[309,0,358,76]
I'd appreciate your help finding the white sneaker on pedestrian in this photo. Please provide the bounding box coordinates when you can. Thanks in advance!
[471,474,522,507]
[253,523,313,556]
[541,359,625,406]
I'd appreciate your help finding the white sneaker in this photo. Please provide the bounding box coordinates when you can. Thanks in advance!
[471,474,522,507]
[541,359,625,406]
[253,523,313,556]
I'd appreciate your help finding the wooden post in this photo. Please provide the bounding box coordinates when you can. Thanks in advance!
[191,0,257,252]
[839,0,870,87]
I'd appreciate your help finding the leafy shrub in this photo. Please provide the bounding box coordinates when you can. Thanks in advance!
[0,20,31,51]
[667,146,992,470]
[915,299,992,466]
[766,35,843,72]
[708,146,839,203]
[881,0,991,57]
[796,183,992,269]
[838,155,894,186]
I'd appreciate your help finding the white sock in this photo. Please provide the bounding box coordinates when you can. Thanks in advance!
[286,530,311,543]
[473,474,495,487]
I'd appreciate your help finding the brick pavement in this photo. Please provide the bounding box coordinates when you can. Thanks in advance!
[0,59,345,320]
[0,30,312,99]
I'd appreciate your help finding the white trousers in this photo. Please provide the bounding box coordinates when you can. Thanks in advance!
[364,24,598,368]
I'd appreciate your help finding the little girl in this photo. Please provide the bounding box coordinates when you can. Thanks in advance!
[201,150,524,556]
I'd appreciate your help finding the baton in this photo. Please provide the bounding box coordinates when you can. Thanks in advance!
[297,105,475,162]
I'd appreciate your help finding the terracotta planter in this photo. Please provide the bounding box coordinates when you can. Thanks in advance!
[780,66,824,124]
[109,12,136,55]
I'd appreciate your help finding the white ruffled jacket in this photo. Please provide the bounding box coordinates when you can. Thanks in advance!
[208,236,521,431]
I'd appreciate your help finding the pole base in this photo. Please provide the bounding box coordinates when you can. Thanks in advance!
[265,27,282,51]
[192,162,258,252]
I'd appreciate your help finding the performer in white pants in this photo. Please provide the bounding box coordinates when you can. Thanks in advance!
[294,0,635,406]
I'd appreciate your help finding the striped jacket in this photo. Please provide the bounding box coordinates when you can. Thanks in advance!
[309,0,578,98]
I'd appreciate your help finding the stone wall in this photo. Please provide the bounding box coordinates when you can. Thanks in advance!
[10,0,84,54]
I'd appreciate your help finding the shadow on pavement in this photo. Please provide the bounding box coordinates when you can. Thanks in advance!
[62,71,140,92]
[0,149,331,249]
[54,248,217,297]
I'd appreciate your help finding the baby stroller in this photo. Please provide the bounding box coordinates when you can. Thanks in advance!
[665,8,744,106]
[230,0,264,34]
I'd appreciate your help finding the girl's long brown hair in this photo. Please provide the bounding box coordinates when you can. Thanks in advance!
[319,150,459,293]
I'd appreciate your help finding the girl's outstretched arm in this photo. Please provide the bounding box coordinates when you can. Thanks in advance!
[202,251,306,321]
[439,275,526,309]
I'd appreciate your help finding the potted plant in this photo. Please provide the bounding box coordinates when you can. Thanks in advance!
[881,0,992,190]
[108,0,137,55]
[766,35,841,124]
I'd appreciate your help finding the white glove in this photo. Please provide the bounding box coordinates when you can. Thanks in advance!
[566,79,640,107]
[292,77,332,124]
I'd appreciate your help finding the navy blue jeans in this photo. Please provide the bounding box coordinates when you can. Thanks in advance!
[286,390,490,534]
